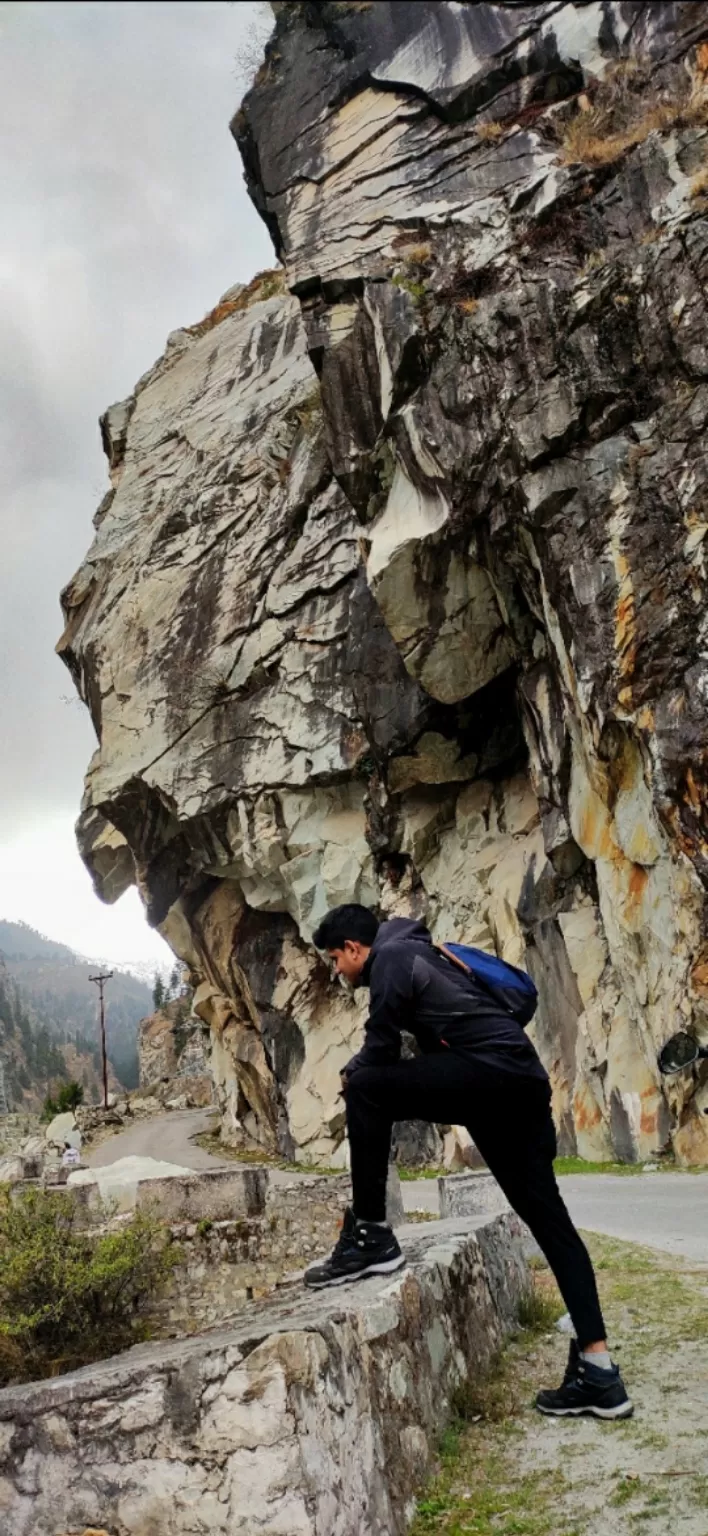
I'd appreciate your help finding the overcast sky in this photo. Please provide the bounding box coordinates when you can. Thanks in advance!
[0,0,273,967]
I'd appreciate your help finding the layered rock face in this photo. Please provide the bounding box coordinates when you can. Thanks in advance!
[138,1001,214,1108]
[59,2,708,1164]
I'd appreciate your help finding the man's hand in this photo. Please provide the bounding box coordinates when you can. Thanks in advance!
[339,1070,349,1096]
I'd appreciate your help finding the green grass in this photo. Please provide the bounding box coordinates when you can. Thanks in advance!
[555,1157,657,1176]
[555,1156,708,1176]
[398,1165,446,1181]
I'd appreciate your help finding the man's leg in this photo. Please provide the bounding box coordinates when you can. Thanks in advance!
[468,1084,606,1347]
[346,1054,473,1221]
[468,1081,632,1418]
[304,1054,472,1289]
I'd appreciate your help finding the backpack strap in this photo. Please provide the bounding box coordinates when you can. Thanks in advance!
[433,942,472,976]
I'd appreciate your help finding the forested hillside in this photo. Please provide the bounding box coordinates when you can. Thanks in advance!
[0,956,119,1110]
[0,921,154,1093]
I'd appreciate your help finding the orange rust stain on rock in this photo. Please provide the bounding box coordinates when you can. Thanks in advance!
[573,1090,602,1132]
[640,1105,658,1136]
[639,1085,659,1138]
[626,863,649,915]
[578,798,617,861]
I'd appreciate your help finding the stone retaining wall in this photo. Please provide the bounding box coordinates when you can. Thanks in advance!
[157,1176,358,1332]
[154,1170,406,1333]
[0,1213,529,1536]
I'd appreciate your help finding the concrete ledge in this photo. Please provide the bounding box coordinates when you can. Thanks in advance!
[0,1213,530,1536]
[135,1165,268,1221]
[439,1170,510,1220]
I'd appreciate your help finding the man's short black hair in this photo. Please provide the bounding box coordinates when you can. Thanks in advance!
[313,904,379,951]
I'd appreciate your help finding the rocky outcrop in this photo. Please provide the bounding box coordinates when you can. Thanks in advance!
[138,1001,214,1108]
[0,1212,529,1536]
[59,3,708,1164]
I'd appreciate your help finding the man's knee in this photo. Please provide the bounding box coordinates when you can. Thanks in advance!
[345,1065,376,1098]
[345,1065,388,1113]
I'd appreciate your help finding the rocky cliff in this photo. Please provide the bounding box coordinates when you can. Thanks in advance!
[58,1,708,1165]
[138,999,214,1108]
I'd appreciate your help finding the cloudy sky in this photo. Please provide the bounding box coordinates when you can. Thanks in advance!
[0,0,273,968]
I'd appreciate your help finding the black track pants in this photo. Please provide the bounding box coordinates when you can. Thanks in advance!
[345,1053,606,1349]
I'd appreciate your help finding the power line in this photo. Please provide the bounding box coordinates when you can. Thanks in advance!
[89,972,113,1109]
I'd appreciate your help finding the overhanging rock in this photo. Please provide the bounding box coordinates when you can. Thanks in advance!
[59,1,708,1166]
[0,1213,529,1536]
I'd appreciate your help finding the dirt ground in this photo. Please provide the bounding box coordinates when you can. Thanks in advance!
[411,1233,708,1536]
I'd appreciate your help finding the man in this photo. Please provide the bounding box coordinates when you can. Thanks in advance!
[306,905,632,1421]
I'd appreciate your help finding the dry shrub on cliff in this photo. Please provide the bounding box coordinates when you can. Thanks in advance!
[187,269,285,338]
[476,120,505,141]
[0,1188,175,1386]
[561,56,708,166]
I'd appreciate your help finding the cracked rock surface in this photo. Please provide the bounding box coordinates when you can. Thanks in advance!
[60,3,708,1165]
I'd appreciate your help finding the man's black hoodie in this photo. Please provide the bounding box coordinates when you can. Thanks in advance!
[345,917,548,1082]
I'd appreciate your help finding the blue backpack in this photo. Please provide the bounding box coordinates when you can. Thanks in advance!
[435,941,538,1028]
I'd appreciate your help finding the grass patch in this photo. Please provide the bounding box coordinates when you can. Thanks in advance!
[516,1277,565,1334]
[391,273,428,304]
[398,1165,447,1181]
[555,1156,707,1175]
[560,58,708,168]
[554,1156,645,1176]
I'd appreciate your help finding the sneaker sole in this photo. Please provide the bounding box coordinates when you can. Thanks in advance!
[536,1400,634,1420]
[304,1254,406,1289]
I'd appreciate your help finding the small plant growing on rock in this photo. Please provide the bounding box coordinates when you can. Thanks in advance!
[476,120,505,141]
[0,1188,175,1386]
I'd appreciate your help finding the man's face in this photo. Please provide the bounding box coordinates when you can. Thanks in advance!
[328,939,370,985]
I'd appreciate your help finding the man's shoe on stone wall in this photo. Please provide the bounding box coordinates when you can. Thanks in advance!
[304,1207,406,1289]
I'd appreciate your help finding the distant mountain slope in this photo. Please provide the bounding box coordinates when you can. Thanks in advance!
[0,921,155,1090]
[0,955,121,1112]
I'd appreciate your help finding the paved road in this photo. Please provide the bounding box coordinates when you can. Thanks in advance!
[402,1171,708,1260]
[87,1108,226,1171]
[558,1172,708,1262]
[86,1113,708,1260]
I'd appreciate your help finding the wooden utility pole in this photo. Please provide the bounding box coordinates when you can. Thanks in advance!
[89,971,113,1109]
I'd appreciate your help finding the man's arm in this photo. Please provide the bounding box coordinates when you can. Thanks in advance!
[343,946,414,1076]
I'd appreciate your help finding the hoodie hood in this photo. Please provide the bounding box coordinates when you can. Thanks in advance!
[360,917,431,985]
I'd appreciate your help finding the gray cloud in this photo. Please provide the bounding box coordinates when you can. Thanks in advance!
[0,0,274,839]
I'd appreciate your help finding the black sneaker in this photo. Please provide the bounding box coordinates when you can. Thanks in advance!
[536,1348,633,1420]
[304,1207,406,1289]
